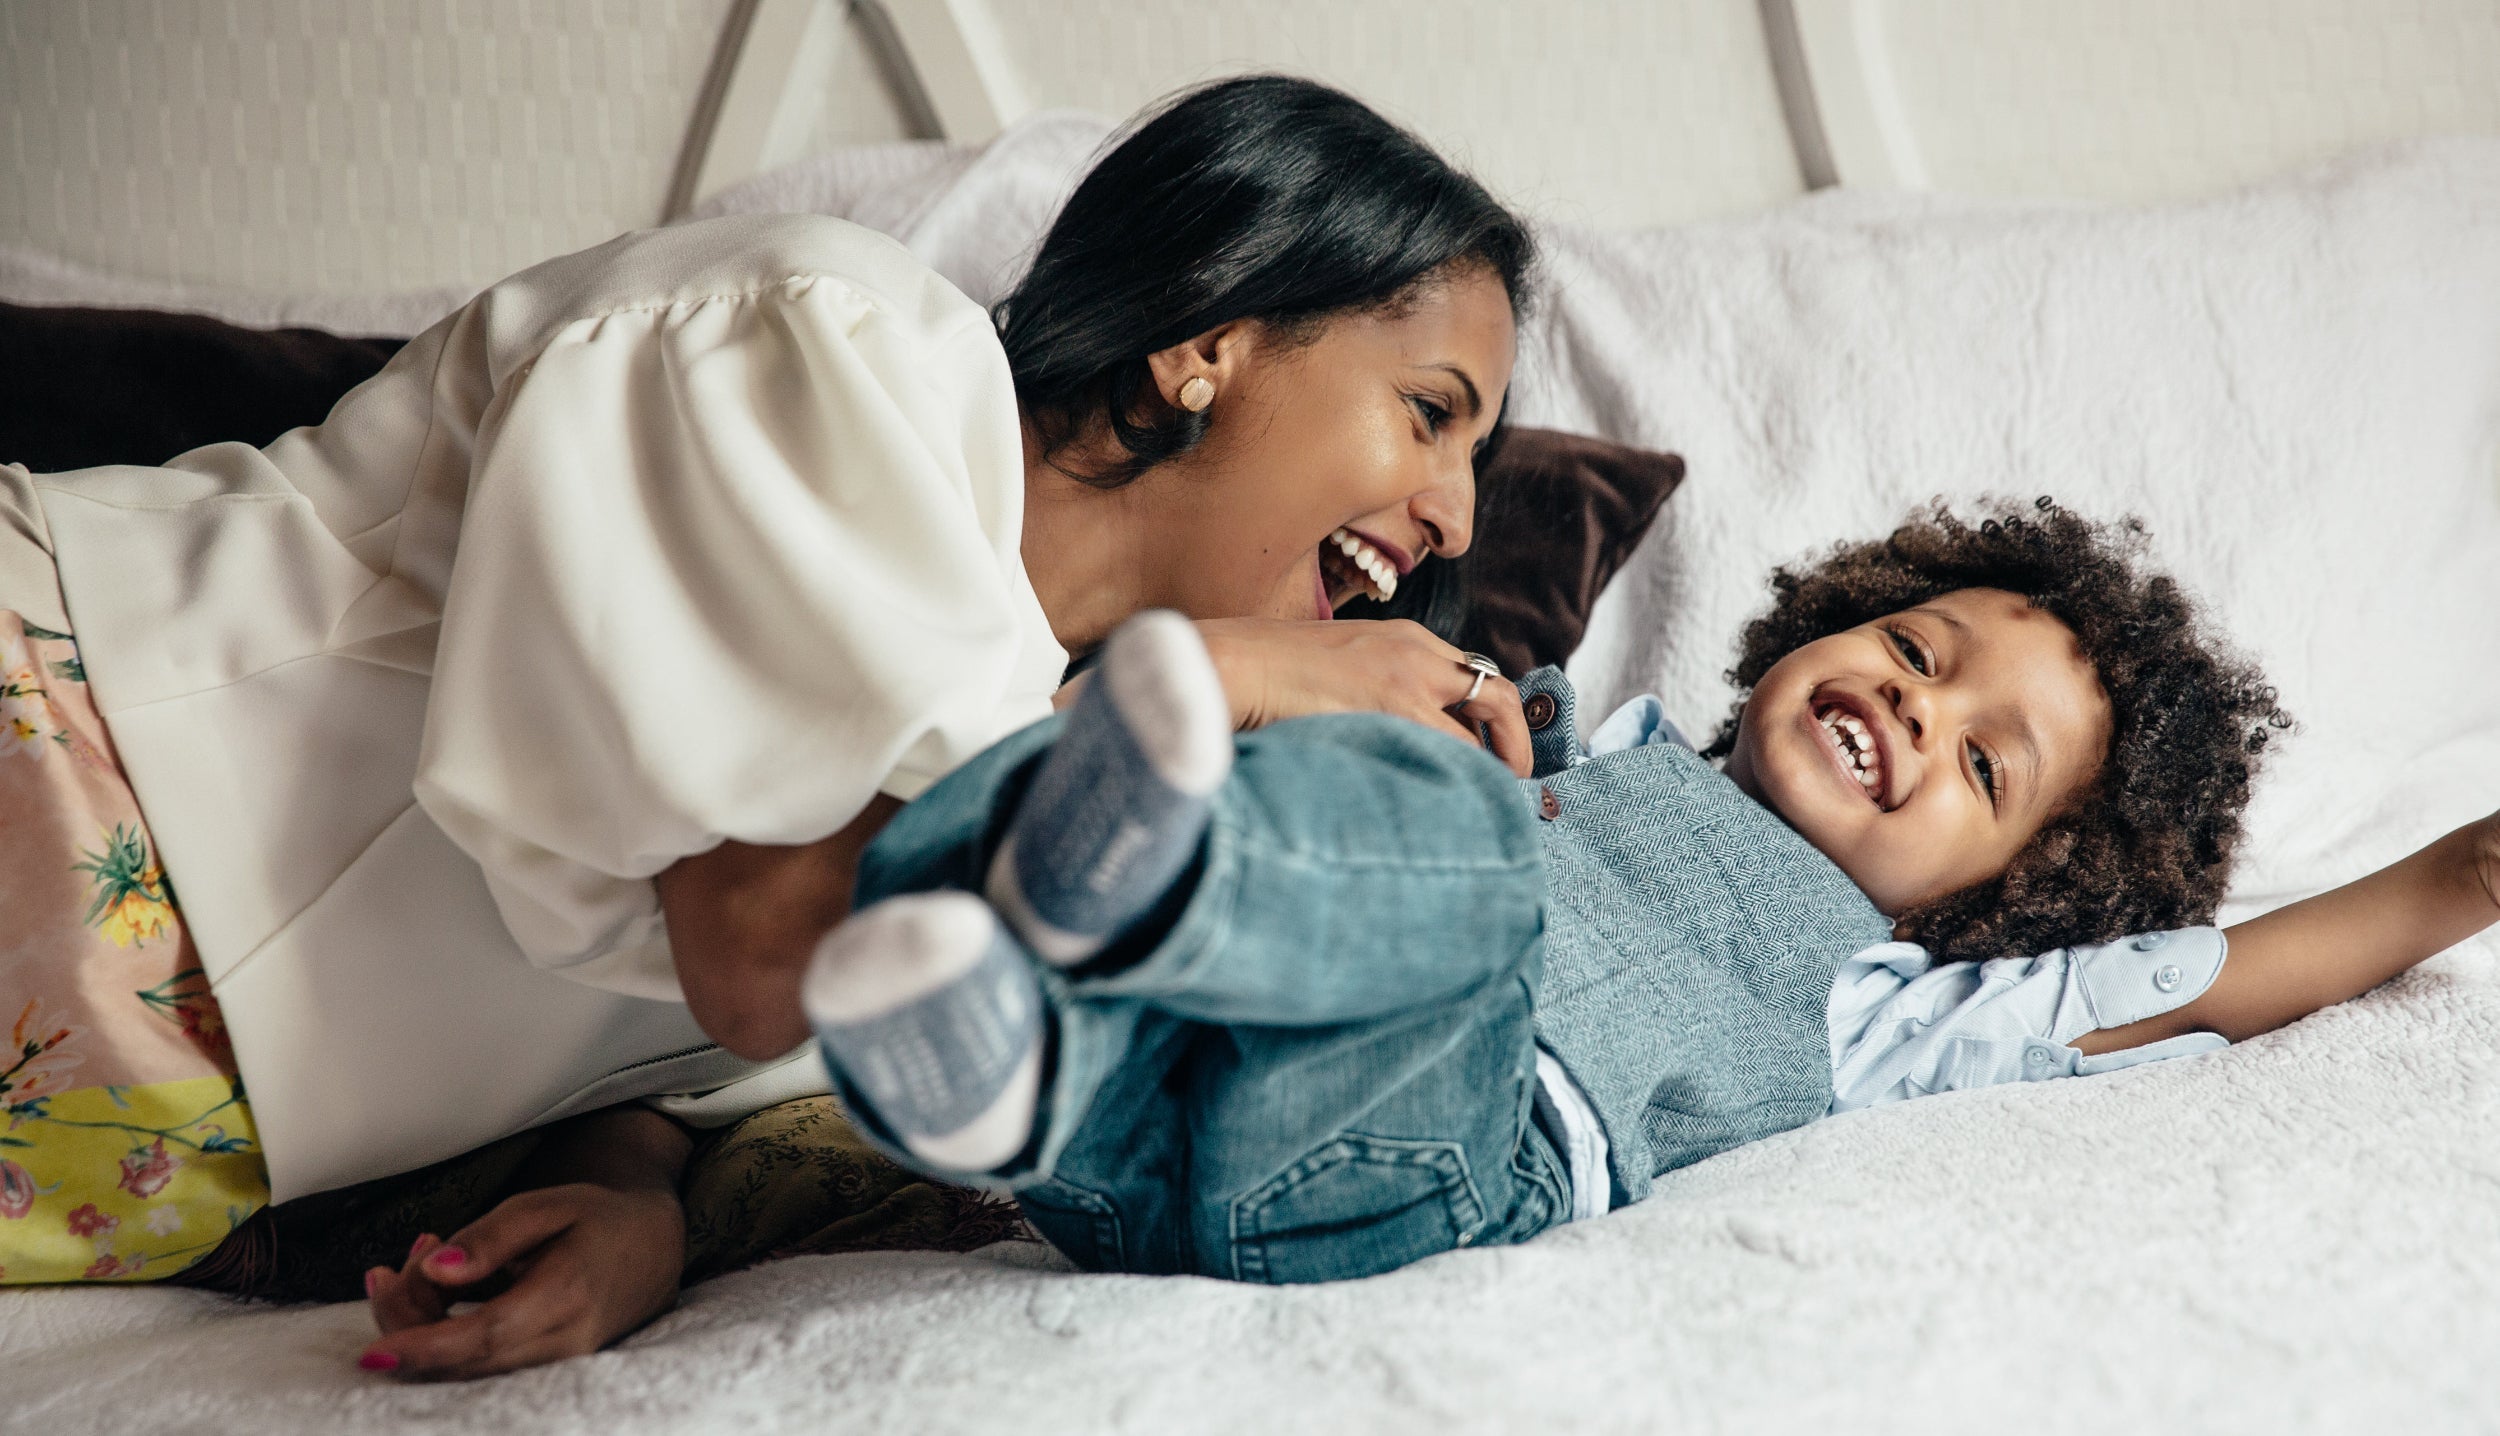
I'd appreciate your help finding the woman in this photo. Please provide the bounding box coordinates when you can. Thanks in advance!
[0,76,1535,1371]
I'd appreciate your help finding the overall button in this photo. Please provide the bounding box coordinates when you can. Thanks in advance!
[2131,931,2171,952]
[2153,964,2183,993]
[1538,785,1561,821]
[1523,692,1558,732]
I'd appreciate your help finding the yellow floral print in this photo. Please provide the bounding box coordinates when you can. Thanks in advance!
[74,825,180,949]
[1,612,269,1284]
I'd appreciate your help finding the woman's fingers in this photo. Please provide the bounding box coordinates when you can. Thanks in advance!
[367,1265,446,1333]
[363,1288,584,1381]
[367,1233,451,1333]
[1458,676,1533,777]
[416,1188,580,1290]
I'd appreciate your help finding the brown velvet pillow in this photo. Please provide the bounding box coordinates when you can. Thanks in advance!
[0,301,406,473]
[0,307,1683,673]
[1459,426,1684,675]
[1337,425,1686,674]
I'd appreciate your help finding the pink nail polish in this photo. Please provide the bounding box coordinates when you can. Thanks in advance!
[364,1270,380,1298]
[430,1246,467,1268]
[359,1351,400,1372]
[408,1235,431,1263]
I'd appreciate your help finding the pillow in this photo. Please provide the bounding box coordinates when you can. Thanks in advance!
[1520,139,2500,917]
[0,301,404,471]
[1435,426,1686,676]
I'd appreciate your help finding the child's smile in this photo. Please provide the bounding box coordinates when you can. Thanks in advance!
[1809,690,1895,807]
[1725,588,2114,919]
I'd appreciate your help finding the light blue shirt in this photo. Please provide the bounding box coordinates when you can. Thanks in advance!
[1534,697,2231,1219]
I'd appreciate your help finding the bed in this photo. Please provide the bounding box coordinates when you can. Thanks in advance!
[4,5,2499,1432]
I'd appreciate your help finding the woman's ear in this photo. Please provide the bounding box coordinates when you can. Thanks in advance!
[1145,321,1257,410]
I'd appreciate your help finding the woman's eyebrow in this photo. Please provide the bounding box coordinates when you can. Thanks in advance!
[1425,363,1484,419]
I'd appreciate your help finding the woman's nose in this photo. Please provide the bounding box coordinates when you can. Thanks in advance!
[1412,457,1476,559]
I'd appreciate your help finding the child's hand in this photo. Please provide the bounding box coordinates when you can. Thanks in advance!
[359,1180,686,1381]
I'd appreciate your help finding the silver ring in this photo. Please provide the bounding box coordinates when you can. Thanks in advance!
[1457,651,1500,707]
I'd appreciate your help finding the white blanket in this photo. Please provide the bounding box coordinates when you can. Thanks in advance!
[5,128,2498,1433]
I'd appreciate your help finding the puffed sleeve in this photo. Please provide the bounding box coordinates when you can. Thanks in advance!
[412,272,1064,1001]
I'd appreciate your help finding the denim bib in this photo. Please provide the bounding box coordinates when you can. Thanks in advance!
[1516,669,1893,1203]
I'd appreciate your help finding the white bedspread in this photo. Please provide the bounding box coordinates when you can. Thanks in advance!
[5,127,2497,1434]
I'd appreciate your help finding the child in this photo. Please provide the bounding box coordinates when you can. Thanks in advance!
[803,502,2500,1282]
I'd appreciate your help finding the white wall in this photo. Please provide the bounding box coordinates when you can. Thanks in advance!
[0,0,1810,296]
[0,0,737,294]
[6,0,2499,301]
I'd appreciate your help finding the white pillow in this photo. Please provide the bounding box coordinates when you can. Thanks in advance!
[1527,140,2500,918]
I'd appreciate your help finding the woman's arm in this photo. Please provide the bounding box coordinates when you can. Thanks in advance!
[654,794,905,1059]
[360,1105,695,1380]
[2076,810,2500,1053]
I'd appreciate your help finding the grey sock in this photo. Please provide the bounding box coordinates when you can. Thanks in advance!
[986,610,1232,966]
[802,893,1044,1173]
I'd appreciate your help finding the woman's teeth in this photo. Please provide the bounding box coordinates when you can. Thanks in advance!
[1818,707,1885,800]
[1323,527,1399,603]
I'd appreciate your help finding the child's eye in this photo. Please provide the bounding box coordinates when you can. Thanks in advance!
[1408,395,1451,434]
[1887,627,1932,675]
[1969,742,2000,806]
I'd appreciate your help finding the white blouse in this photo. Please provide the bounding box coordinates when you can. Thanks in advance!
[410,226,1068,999]
[24,215,1066,1199]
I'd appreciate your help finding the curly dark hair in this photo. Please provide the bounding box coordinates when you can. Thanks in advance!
[1702,498,2292,961]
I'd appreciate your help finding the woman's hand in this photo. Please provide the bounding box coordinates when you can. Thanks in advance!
[1195,617,1532,777]
[358,1108,693,1381]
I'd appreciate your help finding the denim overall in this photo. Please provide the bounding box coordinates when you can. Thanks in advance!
[847,670,1892,1282]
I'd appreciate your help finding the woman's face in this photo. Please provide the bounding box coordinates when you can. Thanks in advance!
[1134,266,1517,621]
[1723,588,2114,917]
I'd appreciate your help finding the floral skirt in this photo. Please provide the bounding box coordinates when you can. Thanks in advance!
[1,611,268,1282]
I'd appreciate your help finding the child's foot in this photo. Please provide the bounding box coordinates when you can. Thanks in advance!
[985,609,1233,966]
[802,893,1043,1174]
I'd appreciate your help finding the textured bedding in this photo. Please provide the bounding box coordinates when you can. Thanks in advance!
[4,125,2498,1434]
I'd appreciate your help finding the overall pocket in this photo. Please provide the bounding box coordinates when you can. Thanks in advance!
[1227,1134,1486,1285]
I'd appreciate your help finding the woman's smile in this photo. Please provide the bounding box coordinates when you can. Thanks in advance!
[1320,526,1408,608]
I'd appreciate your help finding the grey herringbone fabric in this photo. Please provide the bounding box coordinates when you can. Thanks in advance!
[1515,668,1893,1205]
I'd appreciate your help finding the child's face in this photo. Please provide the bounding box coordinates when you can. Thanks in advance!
[1724,588,2112,919]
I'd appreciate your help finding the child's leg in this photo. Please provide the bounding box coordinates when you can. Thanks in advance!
[1020,943,1569,1283]
[815,663,1555,1273]
[983,610,1233,965]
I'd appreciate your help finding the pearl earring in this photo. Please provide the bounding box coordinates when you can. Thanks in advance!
[1177,376,1216,412]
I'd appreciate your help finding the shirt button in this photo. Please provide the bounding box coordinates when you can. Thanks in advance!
[1523,692,1559,732]
[2154,964,2183,993]
[2025,1047,2052,1069]
[1539,785,1561,821]
[2132,931,2170,952]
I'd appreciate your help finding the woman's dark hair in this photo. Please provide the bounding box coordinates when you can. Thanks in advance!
[995,74,1536,489]
[1702,498,2293,962]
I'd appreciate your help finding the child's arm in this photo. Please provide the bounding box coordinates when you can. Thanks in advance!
[2075,811,2500,1054]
